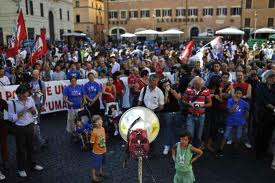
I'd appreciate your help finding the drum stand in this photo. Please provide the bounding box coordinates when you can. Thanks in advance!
[138,157,142,183]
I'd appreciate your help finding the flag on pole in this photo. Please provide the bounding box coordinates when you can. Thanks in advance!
[180,40,194,64]
[6,8,27,58]
[29,31,48,65]
[190,36,223,68]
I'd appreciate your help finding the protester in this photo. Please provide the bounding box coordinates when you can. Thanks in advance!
[0,67,10,86]
[102,77,116,106]
[8,84,43,178]
[182,77,212,148]
[63,77,85,138]
[0,96,8,181]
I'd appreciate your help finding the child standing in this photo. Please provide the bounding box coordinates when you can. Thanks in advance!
[172,132,203,183]
[108,104,121,136]
[218,87,249,155]
[90,115,106,182]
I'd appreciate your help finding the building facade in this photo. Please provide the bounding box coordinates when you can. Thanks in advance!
[242,0,275,35]
[0,0,74,47]
[104,0,243,40]
[73,0,104,43]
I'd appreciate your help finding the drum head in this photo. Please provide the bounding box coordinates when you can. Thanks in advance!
[119,107,160,143]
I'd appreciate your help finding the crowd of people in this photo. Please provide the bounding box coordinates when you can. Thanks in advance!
[0,38,275,182]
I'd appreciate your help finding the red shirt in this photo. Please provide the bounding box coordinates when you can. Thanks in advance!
[183,87,211,114]
[103,86,115,103]
[128,74,140,92]
[114,80,124,96]
[135,79,147,93]
[233,82,249,95]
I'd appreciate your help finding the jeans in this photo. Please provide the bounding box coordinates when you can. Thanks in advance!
[186,114,205,147]
[129,93,135,108]
[162,112,182,147]
[224,125,243,140]
[117,95,124,110]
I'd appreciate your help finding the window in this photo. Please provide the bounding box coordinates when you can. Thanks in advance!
[30,1,33,15]
[27,28,34,39]
[75,1,79,7]
[96,16,98,24]
[76,15,80,23]
[40,3,44,17]
[60,29,64,40]
[269,0,275,8]
[129,10,138,18]
[230,7,241,16]
[59,9,62,20]
[155,9,161,17]
[6,35,12,46]
[162,9,172,17]
[0,28,3,47]
[246,0,252,9]
[267,18,274,27]
[108,11,118,19]
[188,9,198,16]
[245,18,251,27]
[67,30,71,33]
[25,0,29,15]
[176,8,186,17]
[67,11,70,21]
[203,8,213,16]
[216,8,227,16]
[141,10,150,18]
[120,11,127,19]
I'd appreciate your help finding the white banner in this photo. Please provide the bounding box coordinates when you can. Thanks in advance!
[0,73,175,114]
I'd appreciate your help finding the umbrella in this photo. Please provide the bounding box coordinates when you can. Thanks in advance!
[120,33,137,38]
[160,29,184,35]
[135,29,160,35]
[269,34,275,39]
[254,28,275,34]
[215,27,244,35]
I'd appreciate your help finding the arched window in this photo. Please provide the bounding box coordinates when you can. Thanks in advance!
[76,15,80,23]
[67,11,70,21]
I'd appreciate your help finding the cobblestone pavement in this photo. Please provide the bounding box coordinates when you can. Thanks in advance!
[2,112,275,183]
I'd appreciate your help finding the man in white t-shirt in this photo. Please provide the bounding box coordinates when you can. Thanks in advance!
[0,67,10,86]
[138,74,164,112]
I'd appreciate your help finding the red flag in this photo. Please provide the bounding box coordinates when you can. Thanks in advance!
[16,8,27,46]
[6,8,27,58]
[180,40,194,64]
[29,31,48,65]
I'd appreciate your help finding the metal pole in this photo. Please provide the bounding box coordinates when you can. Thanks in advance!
[254,11,257,39]
[138,157,142,183]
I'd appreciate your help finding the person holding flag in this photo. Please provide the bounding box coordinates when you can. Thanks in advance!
[29,31,48,65]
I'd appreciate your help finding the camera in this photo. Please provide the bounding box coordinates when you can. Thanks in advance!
[194,103,200,108]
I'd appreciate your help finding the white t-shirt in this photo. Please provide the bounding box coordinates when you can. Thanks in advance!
[138,86,164,110]
[0,76,10,86]
[111,62,120,74]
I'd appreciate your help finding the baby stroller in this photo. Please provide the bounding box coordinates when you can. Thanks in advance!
[74,105,93,151]
[105,102,122,137]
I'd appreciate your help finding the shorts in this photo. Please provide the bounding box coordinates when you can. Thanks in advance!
[91,152,105,170]
[224,125,243,140]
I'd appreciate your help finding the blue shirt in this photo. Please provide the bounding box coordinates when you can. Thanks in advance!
[226,98,249,126]
[83,81,101,100]
[63,84,84,109]
[67,70,81,80]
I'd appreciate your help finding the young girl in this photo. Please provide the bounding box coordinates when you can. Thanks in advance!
[108,104,121,136]
[172,132,203,183]
[90,115,106,182]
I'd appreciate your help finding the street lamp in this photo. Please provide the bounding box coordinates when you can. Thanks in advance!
[254,11,258,39]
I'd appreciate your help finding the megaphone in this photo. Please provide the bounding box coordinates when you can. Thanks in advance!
[119,107,160,183]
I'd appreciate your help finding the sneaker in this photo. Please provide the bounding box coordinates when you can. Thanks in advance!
[0,171,6,181]
[163,145,170,155]
[114,130,119,136]
[18,170,27,178]
[33,164,44,171]
[227,140,233,145]
[244,143,252,149]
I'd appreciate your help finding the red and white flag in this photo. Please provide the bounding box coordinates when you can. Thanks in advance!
[29,31,48,65]
[180,40,194,64]
[6,8,27,58]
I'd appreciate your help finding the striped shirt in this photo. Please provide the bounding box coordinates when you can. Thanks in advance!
[183,87,211,114]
